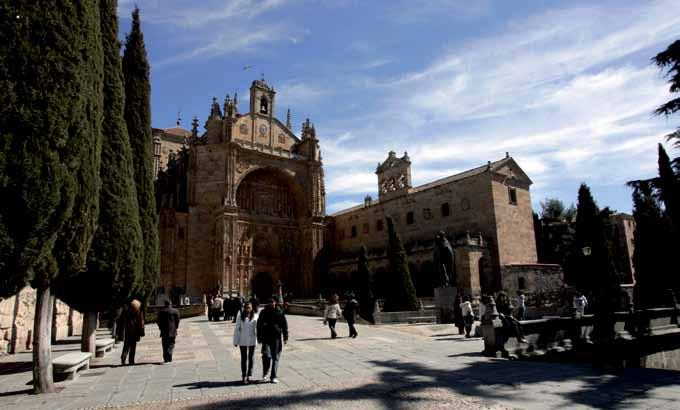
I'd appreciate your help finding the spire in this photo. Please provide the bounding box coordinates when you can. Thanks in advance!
[301,118,312,139]
[176,111,181,127]
[191,116,199,138]
[209,97,222,119]
[223,93,231,116]
[233,92,238,113]
[286,108,292,129]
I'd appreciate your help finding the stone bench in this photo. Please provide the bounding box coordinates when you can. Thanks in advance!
[95,338,115,358]
[53,352,92,381]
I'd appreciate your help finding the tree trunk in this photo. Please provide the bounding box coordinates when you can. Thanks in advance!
[81,311,97,353]
[32,285,55,394]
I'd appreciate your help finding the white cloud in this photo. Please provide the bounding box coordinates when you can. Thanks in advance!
[321,1,680,213]
[327,200,362,214]
[277,81,330,107]
[120,0,300,67]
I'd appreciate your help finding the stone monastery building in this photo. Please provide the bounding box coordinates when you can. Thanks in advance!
[155,79,542,302]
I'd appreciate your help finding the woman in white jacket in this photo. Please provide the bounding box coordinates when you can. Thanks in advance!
[233,302,258,383]
[323,294,342,339]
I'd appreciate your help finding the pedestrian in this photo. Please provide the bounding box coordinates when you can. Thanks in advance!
[233,302,258,384]
[573,291,588,317]
[516,291,526,320]
[343,293,359,338]
[496,293,527,343]
[157,299,180,363]
[257,298,288,384]
[232,295,243,323]
[207,295,214,321]
[121,299,145,365]
[212,294,224,321]
[453,294,465,334]
[460,296,474,337]
[323,294,342,339]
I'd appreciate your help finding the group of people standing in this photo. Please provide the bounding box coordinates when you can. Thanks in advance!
[207,294,245,322]
[455,291,528,343]
[322,293,359,339]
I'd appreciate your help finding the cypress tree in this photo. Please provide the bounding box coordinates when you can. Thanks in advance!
[0,1,103,393]
[658,144,680,237]
[631,182,668,307]
[569,184,600,291]
[123,8,159,303]
[383,217,418,312]
[53,0,143,352]
[356,246,374,322]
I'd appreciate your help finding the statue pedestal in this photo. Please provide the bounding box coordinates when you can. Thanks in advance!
[434,287,457,324]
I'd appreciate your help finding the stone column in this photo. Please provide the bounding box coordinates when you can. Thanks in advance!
[453,237,483,297]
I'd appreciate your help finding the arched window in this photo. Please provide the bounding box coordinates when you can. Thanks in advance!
[260,96,269,114]
[376,219,384,231]
[518,277,526,290]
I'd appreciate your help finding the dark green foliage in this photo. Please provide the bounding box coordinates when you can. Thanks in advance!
[653,40,680,147]
[568,184,601,290]
[535,199,576,266]
[0,1,103,296]
[657,144,680,236]
[567,184,621,342]
[54,0,143,312]
[356,246,374,321]
[382,218,418,312]
[631,182,670,307]
[123,7,159,303]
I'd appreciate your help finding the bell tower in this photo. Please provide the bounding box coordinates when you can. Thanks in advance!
[249,77,275,117]
[376,151,412,200]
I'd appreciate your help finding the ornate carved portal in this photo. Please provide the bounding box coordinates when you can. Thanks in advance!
[229,168,307,297]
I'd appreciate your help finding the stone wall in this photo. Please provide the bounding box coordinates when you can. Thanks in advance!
[501,264,564,294]
[0,287,82,354]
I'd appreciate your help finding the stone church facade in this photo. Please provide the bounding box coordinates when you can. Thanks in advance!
[157,79,325,301]
[156,79,543,302]
[326,151,541,297]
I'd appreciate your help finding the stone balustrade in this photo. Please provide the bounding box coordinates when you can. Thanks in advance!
[481,304,680,370]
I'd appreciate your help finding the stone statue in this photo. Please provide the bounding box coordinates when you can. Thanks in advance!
[433,231,454,287]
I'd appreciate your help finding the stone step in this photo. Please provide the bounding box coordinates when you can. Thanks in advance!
[406,316,437,324]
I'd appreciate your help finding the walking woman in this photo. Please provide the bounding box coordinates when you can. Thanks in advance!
[121,299,145,365]
[323,294,342,339]
[233,301,258,384]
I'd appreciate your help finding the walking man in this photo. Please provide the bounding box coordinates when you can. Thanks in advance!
[257,298,288,383]
[343,293,359,338]
[157,299,180,363]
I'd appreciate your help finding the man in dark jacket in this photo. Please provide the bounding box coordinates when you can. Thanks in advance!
[343,293,359,338]
[157,299,180,363]
[256,298,288,383]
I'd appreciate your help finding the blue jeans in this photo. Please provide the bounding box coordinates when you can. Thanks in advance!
[261,339,282,379]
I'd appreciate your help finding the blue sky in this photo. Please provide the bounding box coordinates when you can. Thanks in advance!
[119,0,680,215]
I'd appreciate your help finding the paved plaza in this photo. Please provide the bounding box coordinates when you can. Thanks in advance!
[1,314,680,410]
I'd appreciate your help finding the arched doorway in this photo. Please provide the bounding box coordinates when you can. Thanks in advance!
[234,167,309,297]
[252,272,273,301]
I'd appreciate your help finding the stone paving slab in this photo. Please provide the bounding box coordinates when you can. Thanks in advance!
[2,314,680,409]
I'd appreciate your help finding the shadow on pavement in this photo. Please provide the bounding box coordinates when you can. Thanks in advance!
[174,380,257,389]
[0,361,32,376]
[186,358,680,410]
[294,337,351,342]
